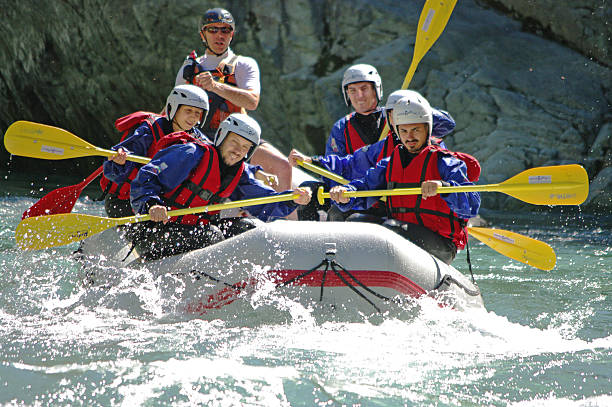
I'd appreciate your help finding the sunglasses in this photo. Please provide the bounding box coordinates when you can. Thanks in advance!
[202,26,233,34]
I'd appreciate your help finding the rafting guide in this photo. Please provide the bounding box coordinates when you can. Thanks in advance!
[176,7,295,196]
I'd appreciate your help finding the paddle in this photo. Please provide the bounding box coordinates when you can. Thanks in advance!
[22,166,104,219]
[297,160,559,269]
[15,192,300,251]
[467,227,556,271]
[378,0,457,141]
[316,164,588,206]
[4,120,150,164]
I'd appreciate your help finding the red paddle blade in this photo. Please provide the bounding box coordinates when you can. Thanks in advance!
[22,166,104,219]
[22,185,82,219]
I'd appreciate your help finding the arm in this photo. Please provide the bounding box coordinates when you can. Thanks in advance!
[195,56,261,110]
[329,157,389,212]
[230,165,310,220]
[433,155,480,219]
[130,143,202,215]
[102,123,156,183]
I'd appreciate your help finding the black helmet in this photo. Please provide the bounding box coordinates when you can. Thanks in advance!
[201,8,235,31]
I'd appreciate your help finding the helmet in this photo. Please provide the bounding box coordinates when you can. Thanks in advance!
[391,92,433,138]
[214,113,261,161]
[200,8,235,31]
[341,64,383,107]
[165,84,209,123]
[384,89,415,124]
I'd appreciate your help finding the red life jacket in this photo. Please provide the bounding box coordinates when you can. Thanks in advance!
[162,143,244,225]
[99,112,167,199]
[385,145,480,250]
[183,51,243,134]
[375,133,399,162]
[342,111,388,154]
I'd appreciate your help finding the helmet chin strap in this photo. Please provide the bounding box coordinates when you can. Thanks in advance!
[205,44,228,56]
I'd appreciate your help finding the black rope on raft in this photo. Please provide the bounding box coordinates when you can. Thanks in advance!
[278,245,400,314]
[466,238,475,283]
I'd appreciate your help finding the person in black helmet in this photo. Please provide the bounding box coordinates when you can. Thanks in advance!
[175,7,296,207]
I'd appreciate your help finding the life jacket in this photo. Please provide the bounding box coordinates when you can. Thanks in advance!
[182,50,243,135]
[375,133,399,162]
[385,145,480,250]
[342,111,387,154]
[162,142,245,225]
[99,112,167,200]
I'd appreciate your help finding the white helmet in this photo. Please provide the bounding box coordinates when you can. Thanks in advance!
[391,92,433,138]
[341,64,383,107]
[384,89,415,125]
[214,113,261,161]
[165,84,209,123]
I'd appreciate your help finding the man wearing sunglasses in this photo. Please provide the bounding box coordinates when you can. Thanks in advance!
[175,8,259,135]
[175,8,296,208]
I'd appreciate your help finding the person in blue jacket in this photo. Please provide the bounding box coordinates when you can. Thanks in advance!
[327,94,480,264]
[292,89,455,221]
[102,85,210,218]
[129,113,312,260]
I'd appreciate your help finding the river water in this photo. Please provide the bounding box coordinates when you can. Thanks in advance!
[0,176,610,406]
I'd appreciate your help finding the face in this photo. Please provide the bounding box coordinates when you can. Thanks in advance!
[397,123,429,153]
[201,22,234,55]
[172,105,204,132]
[346,82,378,114]
[219,132,254,166]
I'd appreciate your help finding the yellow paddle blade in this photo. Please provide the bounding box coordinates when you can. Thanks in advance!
[4,120,150,164]
[401,0,457,89]
[15,213,143,250]
[467,227,556,271]
[495,164,589,205]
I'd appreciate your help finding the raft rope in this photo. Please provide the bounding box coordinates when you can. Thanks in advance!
[276,244,401,313]
[465,238,475,283]
[435,274,481,297]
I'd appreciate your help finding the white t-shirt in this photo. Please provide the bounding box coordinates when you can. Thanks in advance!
[175,48,260,94]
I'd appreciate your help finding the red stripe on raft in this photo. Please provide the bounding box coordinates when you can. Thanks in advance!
[185,269,427,316]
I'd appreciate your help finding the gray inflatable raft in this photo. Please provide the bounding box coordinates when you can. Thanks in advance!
[77,220,484,319]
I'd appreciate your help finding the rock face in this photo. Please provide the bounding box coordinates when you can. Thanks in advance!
[1,0,610,212]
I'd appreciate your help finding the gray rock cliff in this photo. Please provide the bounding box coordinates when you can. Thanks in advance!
[1,0,610,212]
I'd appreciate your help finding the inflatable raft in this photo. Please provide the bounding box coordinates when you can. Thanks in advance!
[77,220,484,320]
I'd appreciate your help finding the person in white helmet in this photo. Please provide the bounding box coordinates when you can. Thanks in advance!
[328,94,481,264]
[175,7,294,197]
[101,84,210,218]
[129,113,312,260]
